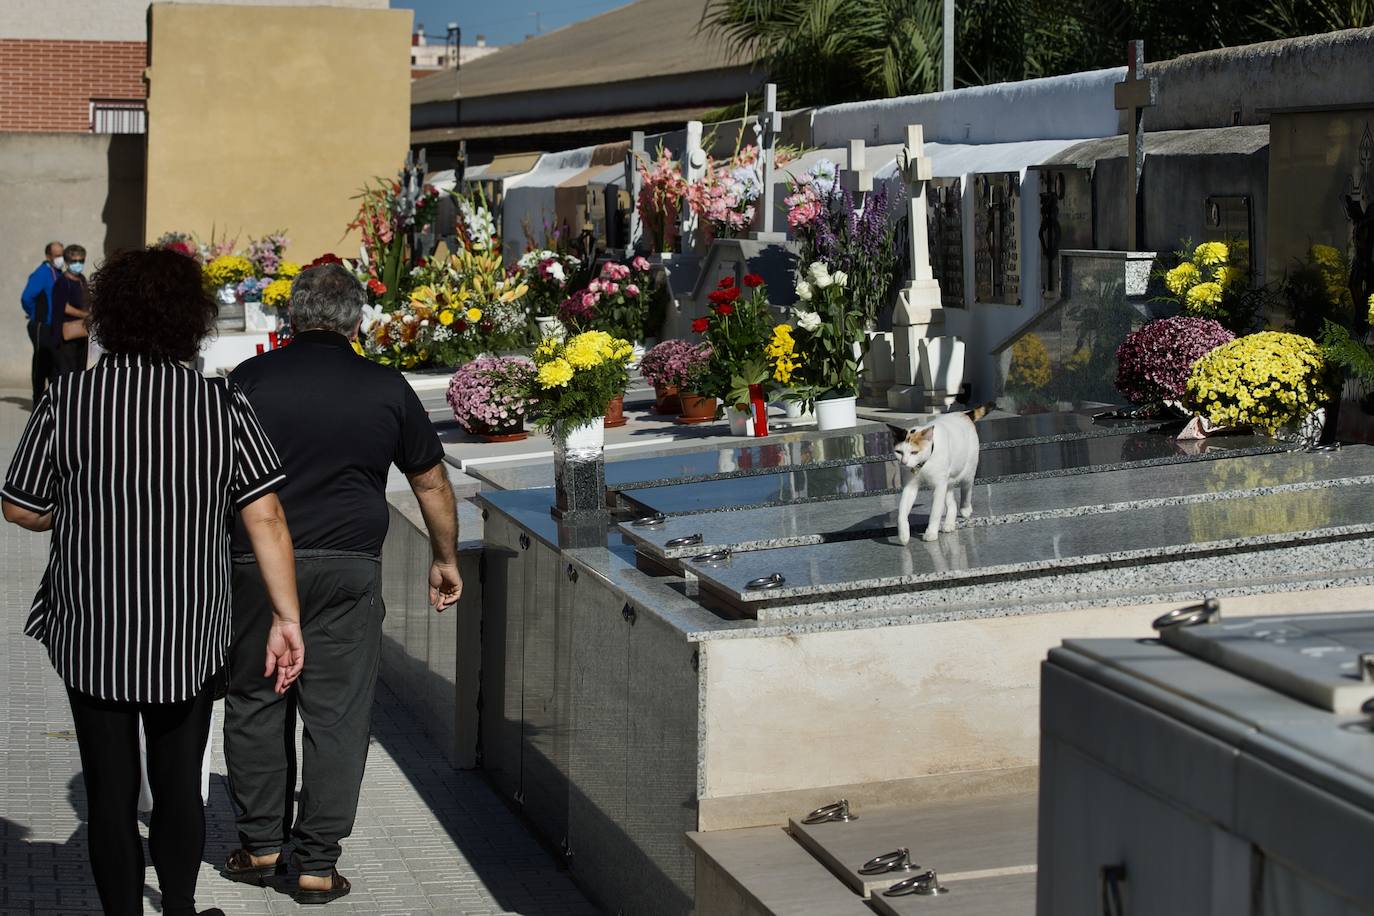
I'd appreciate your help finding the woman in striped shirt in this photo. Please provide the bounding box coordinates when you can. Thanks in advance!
[2,247,305,916]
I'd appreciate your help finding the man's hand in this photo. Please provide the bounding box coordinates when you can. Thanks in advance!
[429,561,463,612]
[264,621,304,694]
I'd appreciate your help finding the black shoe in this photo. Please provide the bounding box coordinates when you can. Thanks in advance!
[223,848,286,885]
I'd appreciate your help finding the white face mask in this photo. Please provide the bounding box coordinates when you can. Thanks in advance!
[51,256,65,271]
[68,262,85,276]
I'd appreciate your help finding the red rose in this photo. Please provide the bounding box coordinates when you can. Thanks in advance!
[479,320,494,333]
[716,304,735,316]
[455,319,468,332]
[718,276,735,289]
[724,286,742,302]
[367,278,387,295]
[743,273,764,288]
[708,289,729,305]
[691,317,710,333]
[306,253,343,269]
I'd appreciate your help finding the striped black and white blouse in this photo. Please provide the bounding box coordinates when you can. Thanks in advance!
[2,352,286,703]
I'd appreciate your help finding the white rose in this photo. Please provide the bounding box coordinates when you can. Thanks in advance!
[796,310,822,331]
[814,272,833,289]
[832,270,848,289]
[795,279,814,301]
[549,263,566,282]
[807,261,831,284]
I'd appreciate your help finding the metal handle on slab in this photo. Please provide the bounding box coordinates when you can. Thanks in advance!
[518,533,531,550]
[1153,597,1220,631]
[632,513,667,528]
[691,548,732,564]
[566,564,578,583]
[745,572,786,591]
[801,799,857,825]
[666,533,704,549]
[1361,654,1374,685]
[883,870,948,897]
[859,848,920,875]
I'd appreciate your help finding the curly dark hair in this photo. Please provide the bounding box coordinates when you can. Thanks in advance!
[89,247,218,363]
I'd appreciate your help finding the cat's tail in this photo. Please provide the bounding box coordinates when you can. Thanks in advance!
[965,401,997,421]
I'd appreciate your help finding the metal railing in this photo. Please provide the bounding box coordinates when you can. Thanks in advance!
[90,99,146,134]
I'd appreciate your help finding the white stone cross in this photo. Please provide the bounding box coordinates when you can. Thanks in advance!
[680,120,705,253]
[624,130,645,256]
[751,83,783,239]
[896,125,935,286]
[842,139,875,195]
[1114,39,1156,251]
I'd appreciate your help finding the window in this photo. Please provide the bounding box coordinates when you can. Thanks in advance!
[90,99,146,134]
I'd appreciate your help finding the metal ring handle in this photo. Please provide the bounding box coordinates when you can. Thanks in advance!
[632,514,667,528]
[666,533,704,549]
[1153,597,1221,631]
[746,572,786,591]
[883,870,948,898]
[801,799,856,825]
[691,548,732,563]
[859,848,919,876]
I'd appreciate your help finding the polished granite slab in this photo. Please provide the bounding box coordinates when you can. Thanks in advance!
[973,407,1153,449]
[621,447,1374,560]
[679,485,1374,615]
[623,431,1290,518]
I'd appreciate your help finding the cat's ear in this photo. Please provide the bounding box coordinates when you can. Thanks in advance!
[966,402,997,422]
[886,423,910,442]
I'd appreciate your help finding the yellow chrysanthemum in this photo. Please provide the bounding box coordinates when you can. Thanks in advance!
[262,278,293,309]
[1165,262,1202,296]
[466,307,483,323]
[439,310,455,326]
[1310,244,1343,270]
[565,334,607,369]
[534,337,561,361]
[537,358,574,388]
[1185,281,1225,314]
[1193,241,1229,267]
[204,255,254,287]
[1007,334,1051,390]
[277,261,301,280]
[1214,265,1245,290]
[1185,331,1330,434]
[1368,293,1374,327]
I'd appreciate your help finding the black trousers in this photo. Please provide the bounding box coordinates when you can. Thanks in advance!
[224,552,384,876]
[27,319,53,404]
[66,684,214,916]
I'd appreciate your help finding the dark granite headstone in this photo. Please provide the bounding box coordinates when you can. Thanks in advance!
[973,172,1021,305]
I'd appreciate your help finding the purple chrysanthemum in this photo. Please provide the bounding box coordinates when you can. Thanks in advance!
[1115,317,1234,404]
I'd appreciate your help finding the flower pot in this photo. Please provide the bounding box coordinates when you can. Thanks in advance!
[604,393,627,428]
[652,384,682,415]
[552,418,606,519]
[727,407,752,436]
[676,392,716,425]
[471,419,527,443]
[536,315,565,340]
[815,394,858,431]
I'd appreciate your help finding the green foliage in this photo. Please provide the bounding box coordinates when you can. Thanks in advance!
[701,0,1374,106]
[1320,319,1374,384]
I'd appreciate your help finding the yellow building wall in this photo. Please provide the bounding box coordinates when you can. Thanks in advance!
[144,3,410,260]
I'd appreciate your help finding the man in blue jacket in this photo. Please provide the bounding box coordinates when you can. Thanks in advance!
[21,241,64,405]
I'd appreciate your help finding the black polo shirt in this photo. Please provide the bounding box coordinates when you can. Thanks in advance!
[229,329,444,556]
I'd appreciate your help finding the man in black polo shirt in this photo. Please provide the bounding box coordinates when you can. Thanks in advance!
[221,263,462,904]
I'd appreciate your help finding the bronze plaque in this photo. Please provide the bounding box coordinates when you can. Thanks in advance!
[929,178,965,306]
[974,172,1021,305]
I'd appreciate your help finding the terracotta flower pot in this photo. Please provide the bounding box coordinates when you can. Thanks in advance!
[471,418,528,443]
[604,393,628,428]
[676,392,716,425]
[653,384,682,415]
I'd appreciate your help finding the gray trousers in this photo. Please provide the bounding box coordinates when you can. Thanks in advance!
[224,551,384,876]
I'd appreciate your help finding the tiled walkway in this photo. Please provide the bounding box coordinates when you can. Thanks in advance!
[0,391,599,915]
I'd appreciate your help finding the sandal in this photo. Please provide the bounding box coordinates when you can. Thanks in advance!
[293,870,352,905]
[223,849,285,885]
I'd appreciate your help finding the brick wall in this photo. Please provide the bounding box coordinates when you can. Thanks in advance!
[0,40,146,132]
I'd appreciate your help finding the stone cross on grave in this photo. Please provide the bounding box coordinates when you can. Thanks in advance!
[888,124,963,412]
[751,83,785,241]
[841,139,875,195]
[624,130,645,257]
[1114,39,1157,251]
[680,120,706,253]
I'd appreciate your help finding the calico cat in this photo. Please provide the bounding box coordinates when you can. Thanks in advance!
[891,404,993,544]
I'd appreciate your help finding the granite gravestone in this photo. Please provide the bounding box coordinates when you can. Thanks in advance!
[929,178,966,307]
[1033,166,1094,301]
[974,172,1021,305]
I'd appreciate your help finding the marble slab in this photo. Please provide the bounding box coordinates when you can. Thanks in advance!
[788,792,1036,900]
[1160,612,1374,714]
[680,486,1374,613]
[973,407,1153,449]
[620,448,1374,560]
[624,432,1289,518]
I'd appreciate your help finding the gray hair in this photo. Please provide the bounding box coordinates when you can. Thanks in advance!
[289,263,366,334]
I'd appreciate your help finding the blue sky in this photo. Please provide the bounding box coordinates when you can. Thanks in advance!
[391,0,630,46]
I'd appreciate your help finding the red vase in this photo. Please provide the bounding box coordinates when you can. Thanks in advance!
[604,393,627,428]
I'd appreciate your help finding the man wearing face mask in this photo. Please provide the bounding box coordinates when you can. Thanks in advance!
[20,241,64,404]
[49,244,91,378]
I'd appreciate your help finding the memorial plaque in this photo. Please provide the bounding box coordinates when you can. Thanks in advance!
[1204,194,1253,273]
[585,183,611,250]
[928,178,965,306]
[974,172,1021,305]
[1035,167,1093,300]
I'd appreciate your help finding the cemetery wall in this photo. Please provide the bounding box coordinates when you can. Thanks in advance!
[1148,27,1374,131]
[143,3,410,261]
[0,0,389,42]
[1267,107,1374,285]
[0,132,145,385]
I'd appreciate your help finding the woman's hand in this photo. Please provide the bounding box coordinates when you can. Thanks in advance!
[264,621,304,694]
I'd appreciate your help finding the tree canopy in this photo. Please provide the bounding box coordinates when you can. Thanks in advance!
[701,0,1374,108]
